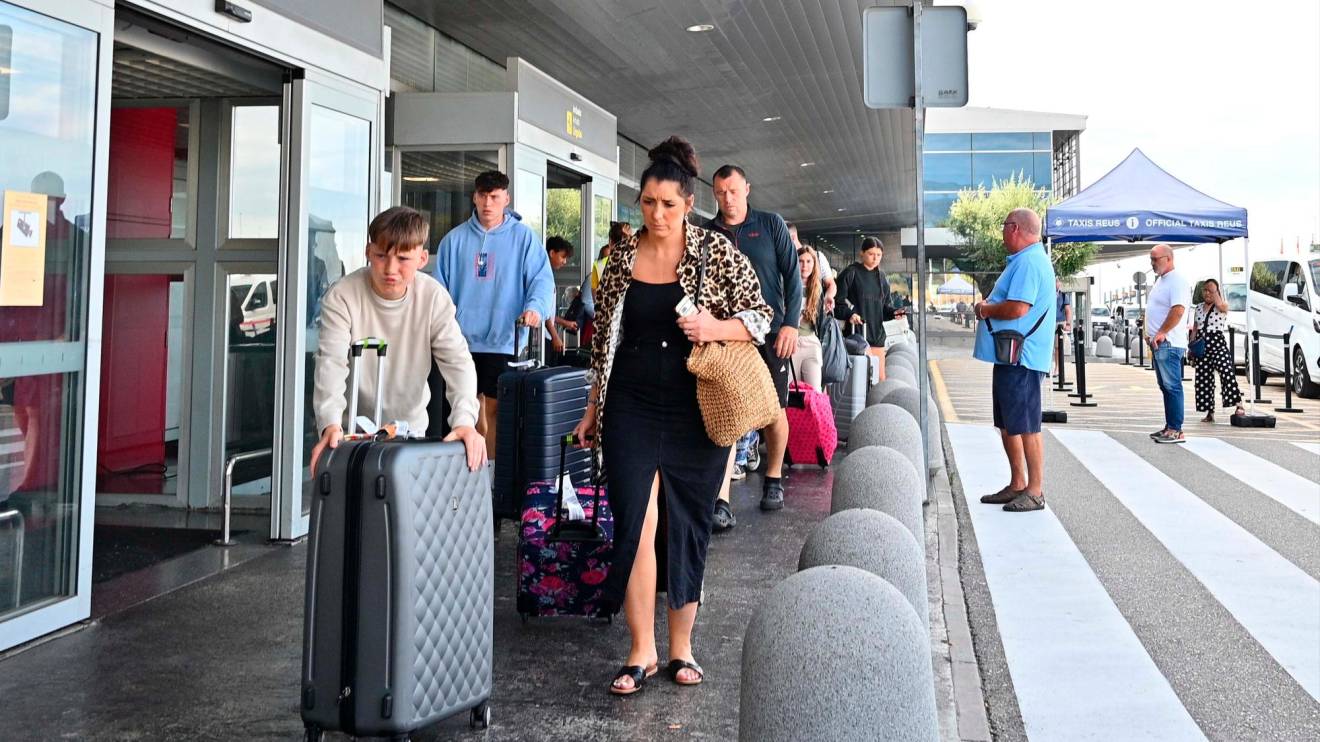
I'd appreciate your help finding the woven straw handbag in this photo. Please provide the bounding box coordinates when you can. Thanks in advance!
[685,233,781,446]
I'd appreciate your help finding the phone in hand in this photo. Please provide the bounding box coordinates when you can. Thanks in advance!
[675,295,698,317]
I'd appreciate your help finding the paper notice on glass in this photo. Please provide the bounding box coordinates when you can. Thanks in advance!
[1,190,49,306]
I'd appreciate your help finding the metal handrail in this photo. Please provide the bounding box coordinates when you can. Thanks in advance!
[1,508,24,609]
[217,448,272,547]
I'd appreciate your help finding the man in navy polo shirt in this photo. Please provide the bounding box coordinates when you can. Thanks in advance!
[972,208,1056,512]
[706,165,803,519]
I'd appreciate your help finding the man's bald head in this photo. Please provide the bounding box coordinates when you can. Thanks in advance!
[1149,243,1174,275]
[1002,207,1042,252]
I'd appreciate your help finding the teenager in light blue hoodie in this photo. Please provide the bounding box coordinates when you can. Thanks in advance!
[433,170,554,460]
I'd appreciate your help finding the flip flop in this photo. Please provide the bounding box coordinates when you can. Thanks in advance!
[609,663,658,696]
[666,659,705,686]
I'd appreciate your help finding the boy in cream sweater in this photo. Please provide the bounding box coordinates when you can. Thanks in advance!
[310,206,484,473]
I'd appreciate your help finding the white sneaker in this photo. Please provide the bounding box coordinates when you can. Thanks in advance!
[730,464,747,481]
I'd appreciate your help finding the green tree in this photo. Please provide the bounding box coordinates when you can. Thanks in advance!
[943,174,1097,296]
[545,188,582,248]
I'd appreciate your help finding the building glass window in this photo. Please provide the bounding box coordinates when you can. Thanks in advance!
[1034,152,1053,191]
[0,2,97,622]
[593,194,613,254]
[970,132,1034,151]
[972,152,1035,188]
[302,106,371,514]
[923,153,972,191]
[925,133,970,151]
[515,169,545,243]
[106,106,190,240]
[1033,131,1053,149]
[228,106,281,239]
[924,193,959,227]
[399,150,499,251]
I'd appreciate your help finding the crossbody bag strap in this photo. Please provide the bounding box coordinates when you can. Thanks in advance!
[984,303,1047,337]
[692,229,711,308]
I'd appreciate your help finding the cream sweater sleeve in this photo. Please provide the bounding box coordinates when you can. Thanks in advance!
[313,284,354,434]
[429,284,480,430]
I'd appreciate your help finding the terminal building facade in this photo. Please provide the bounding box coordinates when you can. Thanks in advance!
[0,0,714,650]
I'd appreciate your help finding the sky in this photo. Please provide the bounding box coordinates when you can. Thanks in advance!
[954,0,1320,282]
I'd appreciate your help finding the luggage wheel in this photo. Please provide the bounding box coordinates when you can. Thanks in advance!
[470,702,491,729]
[302,725,323,742]
[519,612,529,625]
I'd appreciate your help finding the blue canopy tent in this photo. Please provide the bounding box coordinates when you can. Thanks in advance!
[1045,148,1248,244]
[1045,148,1254,379]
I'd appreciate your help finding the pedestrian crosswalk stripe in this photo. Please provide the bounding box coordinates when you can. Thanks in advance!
[1291,440,1320,456]
[947,424,1205,741]
[1181,437,1320,525]
[1051,428,1320,701]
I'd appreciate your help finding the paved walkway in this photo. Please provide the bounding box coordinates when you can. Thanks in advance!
[0,453,967,740]
[936,345,1320,741]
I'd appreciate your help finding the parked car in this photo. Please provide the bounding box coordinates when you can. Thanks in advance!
[1089,305,1112,338]
[1246,258,1320,398]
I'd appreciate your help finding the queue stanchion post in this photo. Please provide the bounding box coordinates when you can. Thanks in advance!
[1054,325,1072,392]
[1274,329,1304,414]
[1250,330,1271,404]
[1228,326,1238,374]
[1123,321,1132,365]
[1136,318,1146,369]
[1069,325,1096,407]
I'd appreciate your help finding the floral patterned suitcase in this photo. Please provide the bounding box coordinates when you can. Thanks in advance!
[516,438,616,620]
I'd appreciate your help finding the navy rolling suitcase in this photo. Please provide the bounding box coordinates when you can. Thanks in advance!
[492,325,592,520]
[302,339,494,740]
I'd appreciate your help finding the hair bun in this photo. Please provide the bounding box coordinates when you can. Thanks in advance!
[648,136,700,179]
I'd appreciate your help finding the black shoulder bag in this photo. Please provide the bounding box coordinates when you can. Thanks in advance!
[984,309,1048,366]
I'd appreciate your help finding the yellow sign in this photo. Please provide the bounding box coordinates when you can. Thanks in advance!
[564,106,583,140]
[0,190,49,306]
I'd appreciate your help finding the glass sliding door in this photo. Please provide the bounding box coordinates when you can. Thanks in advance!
[0,0,113,651]
[272,71,380,540]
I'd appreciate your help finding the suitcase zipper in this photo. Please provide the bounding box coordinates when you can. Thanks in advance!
[338,442,372,732]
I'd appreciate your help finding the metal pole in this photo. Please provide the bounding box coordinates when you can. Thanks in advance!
[913,0,931,491]
[1070,326,1096,407]
[217,448,273,547]
[1250,331,1270,404]
[1276,329,1304,413]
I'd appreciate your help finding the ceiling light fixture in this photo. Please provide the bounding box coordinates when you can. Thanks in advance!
[822,189,834,194]
[800,162,815,168]
[402,176,440,183]
[836,208,847,212]
[761,115,781,122]
[686,23,715,33]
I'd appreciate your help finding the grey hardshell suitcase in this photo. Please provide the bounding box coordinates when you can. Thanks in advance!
[828,336,879,442]
[302,339,493,740]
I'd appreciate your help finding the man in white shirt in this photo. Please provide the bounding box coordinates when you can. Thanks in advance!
[1145,244,1192,444]
[310,206,485,472]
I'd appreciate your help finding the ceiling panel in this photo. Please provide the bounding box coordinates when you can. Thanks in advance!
[391,0,916,232]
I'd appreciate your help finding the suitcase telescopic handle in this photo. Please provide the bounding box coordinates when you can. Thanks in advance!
[549,434,604,543]
[508,318,545,371]
[347,337,388,434]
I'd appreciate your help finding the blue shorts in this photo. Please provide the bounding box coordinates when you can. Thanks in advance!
[992,364,1044,435]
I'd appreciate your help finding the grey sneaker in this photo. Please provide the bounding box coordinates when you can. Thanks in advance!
[1154,430,1186,444]
[746,444,762,473]
[760,481,785,511]
[730,464,747,481]
[713,500,736,532]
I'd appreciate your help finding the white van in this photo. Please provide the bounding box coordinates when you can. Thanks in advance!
[1247,258,1320,398]
[1195,280,1248,369]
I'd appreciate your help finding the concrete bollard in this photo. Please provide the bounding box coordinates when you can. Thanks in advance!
[849,403,924,486]
[885,364,917,388]
[866,377,911,407]
[925,393,945,474]
[1096,335,1114,358]
[740,566,939,742]
[798,509,928,627]
[831,445,923,541]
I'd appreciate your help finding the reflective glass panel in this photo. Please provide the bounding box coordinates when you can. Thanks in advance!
[0,4,96,621]
[303,106,371,514]
[1033,132,1053,150]
[224,272,277,499]
[1034,152,1053,191]
[971,132,1034,151]
[107,106,190,240]
[228,106,280,240]
[925,133,970,151]
[972,153,1035,188]
[923,153,972,191]
[399,150,499,251]
[515,169,544,243]
[924,193,959,227]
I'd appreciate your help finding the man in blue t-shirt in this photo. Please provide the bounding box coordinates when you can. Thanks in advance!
[971,208,1056,513]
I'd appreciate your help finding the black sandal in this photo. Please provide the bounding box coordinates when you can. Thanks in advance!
[666,659,705,686]
[609,663,657,696]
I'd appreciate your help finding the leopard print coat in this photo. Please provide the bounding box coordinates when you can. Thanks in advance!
[588,222,773,432]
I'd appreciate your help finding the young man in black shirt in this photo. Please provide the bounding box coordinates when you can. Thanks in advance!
[706,165,804,519]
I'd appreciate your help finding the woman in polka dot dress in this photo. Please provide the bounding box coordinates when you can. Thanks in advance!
[1190,278,1245,422]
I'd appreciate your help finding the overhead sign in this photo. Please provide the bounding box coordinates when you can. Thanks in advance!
[1,190,48,306]
[862,5,969,109]
[509,58,616,161]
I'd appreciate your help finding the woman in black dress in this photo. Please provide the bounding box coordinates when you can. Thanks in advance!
[573,137,771,695]
[835,236,905,380]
